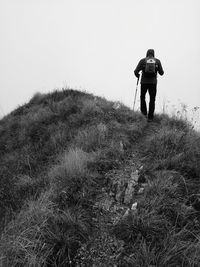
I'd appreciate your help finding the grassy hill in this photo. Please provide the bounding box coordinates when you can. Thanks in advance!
[0,89,200,266]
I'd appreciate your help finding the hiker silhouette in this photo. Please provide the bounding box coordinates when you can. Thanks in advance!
[134,49,164,121]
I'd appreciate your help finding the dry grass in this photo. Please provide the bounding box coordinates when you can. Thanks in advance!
[0,190,54,266]
[49,148,94,189]
[74,123,108,151]
[0,188,93,266]
[1,89,200,266]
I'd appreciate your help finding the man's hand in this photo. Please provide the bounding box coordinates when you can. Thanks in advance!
[135,73,140,79]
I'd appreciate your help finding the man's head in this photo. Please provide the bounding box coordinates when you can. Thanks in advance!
[146,49,155,57]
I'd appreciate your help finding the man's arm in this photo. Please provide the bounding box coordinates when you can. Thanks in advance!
[157,59,164,76]
[134,59,144,78]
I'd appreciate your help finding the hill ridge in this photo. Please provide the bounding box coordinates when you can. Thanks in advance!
[0,89,200,266]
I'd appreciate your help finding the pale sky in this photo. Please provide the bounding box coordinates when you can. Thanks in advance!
[0,0,199,120]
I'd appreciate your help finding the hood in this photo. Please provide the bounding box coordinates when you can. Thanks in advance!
[146,49,155,57]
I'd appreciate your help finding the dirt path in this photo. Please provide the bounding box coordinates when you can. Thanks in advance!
[75,121,160,266]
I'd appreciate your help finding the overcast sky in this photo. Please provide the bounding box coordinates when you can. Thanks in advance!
[0,0,199,122]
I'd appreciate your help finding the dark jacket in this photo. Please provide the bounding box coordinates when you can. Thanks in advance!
[134,49,164,84]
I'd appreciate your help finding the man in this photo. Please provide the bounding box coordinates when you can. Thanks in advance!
[134,49,164,121]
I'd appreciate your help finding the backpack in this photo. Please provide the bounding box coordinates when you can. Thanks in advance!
[144,57,157,77]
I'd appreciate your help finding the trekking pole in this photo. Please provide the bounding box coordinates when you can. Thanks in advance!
[133,74,140,111]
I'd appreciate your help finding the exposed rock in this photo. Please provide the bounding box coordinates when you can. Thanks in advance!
[138,187,144,194]
[131,170,139,182]
[122,203,137,220]
[113,178,126,203]
[124,170,139,204]
[131,202,137,210]
[141,183,148,187]
[109,170,129,203]
[112,102,121,110]
[94,190,114,212]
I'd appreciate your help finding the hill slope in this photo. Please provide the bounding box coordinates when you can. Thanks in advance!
[0,89,200,266]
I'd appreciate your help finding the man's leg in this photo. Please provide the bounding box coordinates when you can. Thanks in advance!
[148,84,157,120]
[140,84,148,117]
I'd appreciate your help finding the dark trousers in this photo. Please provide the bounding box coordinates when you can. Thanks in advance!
[140,83,157,119]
